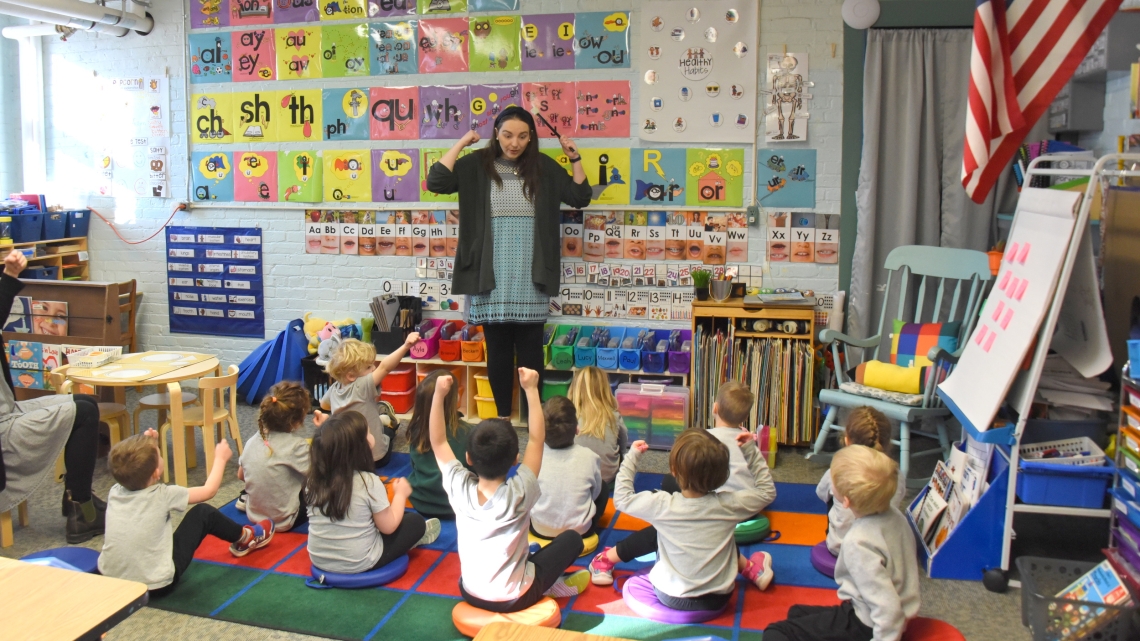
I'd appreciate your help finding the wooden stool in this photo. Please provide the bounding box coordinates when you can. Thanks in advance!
[133,392,199,433]
[1,502,29,548]
[98,402,132,443]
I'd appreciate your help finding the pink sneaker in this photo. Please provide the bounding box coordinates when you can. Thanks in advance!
[230,519,275,557]
[743,551,774,590]
[589,547,616,586]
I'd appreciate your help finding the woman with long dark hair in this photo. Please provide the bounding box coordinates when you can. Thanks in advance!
[428,106,591,419]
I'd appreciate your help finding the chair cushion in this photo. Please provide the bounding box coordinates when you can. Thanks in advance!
[527,531,599,557]
[839,382,923,407]
[20,547,100,573]
[621,573,727,624]
[851,361,930,395]
[890,320,961,368]
[734,516,771,544]
[306,555,409,589]
[451,596,560,638]
[809,541,837,578]
[901,617,966,641]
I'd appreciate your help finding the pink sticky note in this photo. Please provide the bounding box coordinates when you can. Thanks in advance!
[998,270,1011,291]
[1001,308,1014,329]
[1006,276,1020,297]
[975,325,989,345]
[992,300,1005,322]
[1017,243,1030,264]
[983,332,996,352]
[1015,279,1028,301]
[1005,242,1019,263]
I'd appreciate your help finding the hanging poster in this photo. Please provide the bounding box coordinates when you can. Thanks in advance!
[372,148,419,202]
[275,0,318,24]
[234,151,278,202]
[757,149,816,208]
[521,13,575,72]
[369,0,416,17]
[276,89,322,142]
[276,26,322,80]
[420,85,468,140]
[815,213,839,264]
[234,91,277,143]
[321,24,371,78]
[580,148,630,206]
[470,0,518,10]
[418,0,466,14]
[767,212,789,263]
[314,211,339,253]
[573,12,629,70]
[637,1,758,143]
[191,0,228,28]
[420,148,459,202]
[166,226,264,339]
[191,151,235,202]
[369,86,420,140]
[764,52,810,143]
[319,0,367,20]
[521,82,575,139]
[417,19,469,74]
[323,150,372,202]
[469,83,521,138]
[322,88,370,141]
[469,15,521,72]
[685,148,744,208]
[575,80,630,138]
[632,148,686,205]
[232,29,275,82]
[191,92,236,143]
[279,150,323,202]
[97,77,171,199]
[230,0,273,26]
[189,34,232,84]
[369,21,418,76]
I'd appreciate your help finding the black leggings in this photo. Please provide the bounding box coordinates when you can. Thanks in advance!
[460,529,583,613]
[762,602,874,641]
[64,395,100,503]
[366,511,427,571]
[291,486,309,529]
[150,504,245,597]
[592,479,614,531]
[482,323,545,418]
[374,424,399,469]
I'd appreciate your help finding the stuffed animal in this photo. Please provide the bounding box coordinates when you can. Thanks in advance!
[315,332,343,368]
[302,312,360,355]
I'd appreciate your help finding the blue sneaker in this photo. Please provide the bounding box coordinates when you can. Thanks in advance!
[230,519,274,557]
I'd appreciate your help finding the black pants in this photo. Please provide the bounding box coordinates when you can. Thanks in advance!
[64,395,100,503]
[291,486,309,529]
[366,511,426,571]
[374,424,399,469]
[763,602,874,641]
[460,530,583,613]
[150,504,244,597]
[655,585,732,611]
[592,480,614,531]
[482,323,545,418]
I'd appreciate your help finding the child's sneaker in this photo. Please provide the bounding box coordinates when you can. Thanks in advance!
[544,569,591,597]
[235,490,248,512]
[414,518,441,548]
[230,520,275,557]
[742,551,774,590]
[588,547,616,586]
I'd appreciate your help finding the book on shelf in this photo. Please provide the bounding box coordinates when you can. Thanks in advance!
[31,300,68,336]
[930,460,953,501]
[915,490,947,545]
[4,296,31,333]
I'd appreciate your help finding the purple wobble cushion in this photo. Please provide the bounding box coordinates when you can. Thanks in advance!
[810,541,838,578]
[621,574,727,624]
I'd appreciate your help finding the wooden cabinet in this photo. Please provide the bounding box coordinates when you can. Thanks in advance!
[1,237,90,281]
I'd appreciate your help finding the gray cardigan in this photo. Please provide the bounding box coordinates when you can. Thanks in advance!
[427,152,592,296]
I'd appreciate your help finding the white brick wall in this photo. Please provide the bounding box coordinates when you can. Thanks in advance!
[38,0,843,367]
[1078,70,1140,156]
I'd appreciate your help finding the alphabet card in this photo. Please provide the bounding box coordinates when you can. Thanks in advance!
[521,82,576,139]
[231,29,275,82]
[323,150,371,202]
[276,27,322,79]
[274,1,318,24]
[320,24,370,78]
[371,148,419,202]
[370,86,420,140]
[575,80,630,138]
[418,0,466,13]
[191,93,235,144]
[370,0,416,17]
[322,88,370,141]
[469,15,521,72]
[757,148,816,208]
[582,212,608,262]
[521,13,575,72]
[191,0,228,28]
[815,213,839,264]
[319,0,367,20]
[726,211,748,263]
[624,212,648,260]
[230,0,273,26]
[419,85,468,140]
[632,148,686,205]
[646,210,667,260]
[369,21,418,76]
[685,148,744,208]
[573,12,630,70]
[191,151,235,202]
[789,212,815,263]
[189,34,232,84]
[234,92,277,143]
[580,148,630,206]
[234,151,278,202]
[469,84,521,138]
[561,210,583,257]
[279,150,323,202]
[767,212,789,262]
[420,148,460,202]
[418,19,469,74]
[276,89,322,141]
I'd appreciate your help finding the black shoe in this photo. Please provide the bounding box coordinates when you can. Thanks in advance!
[65,497,106,544]
[62,489,106,517]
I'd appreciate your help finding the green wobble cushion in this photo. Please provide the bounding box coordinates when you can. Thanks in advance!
[734,515,771,544]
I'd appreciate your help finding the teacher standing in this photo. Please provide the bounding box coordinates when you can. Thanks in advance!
[428,106,591,419]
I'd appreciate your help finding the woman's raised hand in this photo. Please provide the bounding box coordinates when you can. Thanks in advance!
[558,135,579,157]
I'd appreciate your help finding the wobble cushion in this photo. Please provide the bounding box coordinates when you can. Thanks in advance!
[621,574,727,624]
[527,531,599,557]
[451,596,561,638]
[810,541,837,578]
[20,546,100,573]
[901,617,966,641]
[734,516,772,544]
[306,555,409,589]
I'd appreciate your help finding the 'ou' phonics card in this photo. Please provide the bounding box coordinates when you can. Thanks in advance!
[279,150,322,203]
[573,12,629,70]
[322,88,370,141]
[521,82,575,139]
[369,86,420,140]
[276,26,322,80]
[323,150,371,203]
[234,151,278,202]
[372,149,419,202]
[418,19,469,74]
[231,29,275,82]
[321,24,370,78]
[369,21,417,76]
[575,80,630,138]
[420,85,468,140]
[191,151,234,202]
[469,84,521,139]
[521,13,575,72]
[469,15,521,72]
[189,34,232,84]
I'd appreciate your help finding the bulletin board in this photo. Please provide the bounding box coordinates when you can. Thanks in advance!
[166,226,265,338]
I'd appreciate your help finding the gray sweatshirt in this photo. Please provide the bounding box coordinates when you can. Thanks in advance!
[708,426,776,498]
[816,468,907,554]
[615,441,775,598]
[575,411,629,483]
[835,507,921,641]
[532,444,603,537]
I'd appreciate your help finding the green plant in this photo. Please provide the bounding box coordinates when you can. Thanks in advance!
[691,269,712,288]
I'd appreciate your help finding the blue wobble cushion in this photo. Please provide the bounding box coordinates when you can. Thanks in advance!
[810,541,838,578]
[621,573,727,624]
[306,555,409,589]
[20,546,100,574]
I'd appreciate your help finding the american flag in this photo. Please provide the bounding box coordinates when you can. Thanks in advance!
[961,0,1122,203]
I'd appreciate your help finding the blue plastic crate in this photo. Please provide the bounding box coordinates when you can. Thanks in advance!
[41,212,67,240]
[1015,458,1114,509]
[11,211,42,243]
[65,209,90,238]
[595,327,626,371]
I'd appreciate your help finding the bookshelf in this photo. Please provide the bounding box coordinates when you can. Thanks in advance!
[1,237,90,281]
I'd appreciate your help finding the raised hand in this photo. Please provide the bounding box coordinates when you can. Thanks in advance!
[518,367,539,391]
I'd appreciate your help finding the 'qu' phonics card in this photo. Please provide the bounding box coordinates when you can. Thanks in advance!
[369,86,420,140]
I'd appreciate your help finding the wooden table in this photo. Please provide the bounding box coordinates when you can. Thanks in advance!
[0,557,148,640]
[473,622,630,641]
[56,352,221,488]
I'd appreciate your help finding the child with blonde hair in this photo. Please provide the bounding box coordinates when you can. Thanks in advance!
[569,366,627,526]
[321,334,419,466]
[765,445,920,641]
[405,369,474,519]
[815,406,906,554]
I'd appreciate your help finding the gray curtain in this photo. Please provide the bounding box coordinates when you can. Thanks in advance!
[848,29,1015,342]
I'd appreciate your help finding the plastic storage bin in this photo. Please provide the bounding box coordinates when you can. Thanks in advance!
[475,396,498,419]
[65,209,90,238]
[615,383,689,450]
[20,266,58,280]
[301,355,330,407]
[619,329,649,371]
[549,325,580,371]
[669,329,693,374]
[438,320,466,361]
[1016,556,1137,641]
[1016,457,1114,508]
[474,374,493,397]
[572,326,599,368]
[409,319,445,359]
[461,327,485,362]
[381,365,416,393]
[41,212,67,240]
[11,211,42,243]
[595,327,626,370]
[541,371,573,402]
[640,330,673,374]
[381,388,414,414]
[542,324,557,366]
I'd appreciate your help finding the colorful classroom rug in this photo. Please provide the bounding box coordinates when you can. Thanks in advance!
[148,454,839,640]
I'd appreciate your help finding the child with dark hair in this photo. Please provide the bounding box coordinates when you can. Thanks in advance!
[588,429,775,609]
[531,396,603,538]
[406,369,475,519]
[305,411,440,574]
[237,381,324,531]
[430,368,590,613]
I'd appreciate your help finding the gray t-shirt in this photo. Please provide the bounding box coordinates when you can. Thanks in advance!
[836,507,922,641]
[442,459,539,602]
[817,468,907,554]
[707,427,776,499]
[574,411,628,483]
[98,482,190,589]
[240,431,310,531]
[322,375,389,461]
[307,472,391,574]
[532,444,603,537]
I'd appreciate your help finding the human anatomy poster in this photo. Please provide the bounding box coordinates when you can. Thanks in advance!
[636,1,758,143]
[758,148,816,208]
[764,52,811,143]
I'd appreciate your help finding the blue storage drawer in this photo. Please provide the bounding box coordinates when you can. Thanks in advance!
[1015,458,1114,509]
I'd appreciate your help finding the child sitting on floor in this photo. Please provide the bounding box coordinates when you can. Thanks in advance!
[765,445,920,641]
[569,366,628,528]
[99,431,274,595]
[815,406,906,554]
[431,368,590,613]
[591,430,775,610]
[321,334,419,467]
[531,396,603,538]
[405,369,475,519]
[305,411,440,574]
